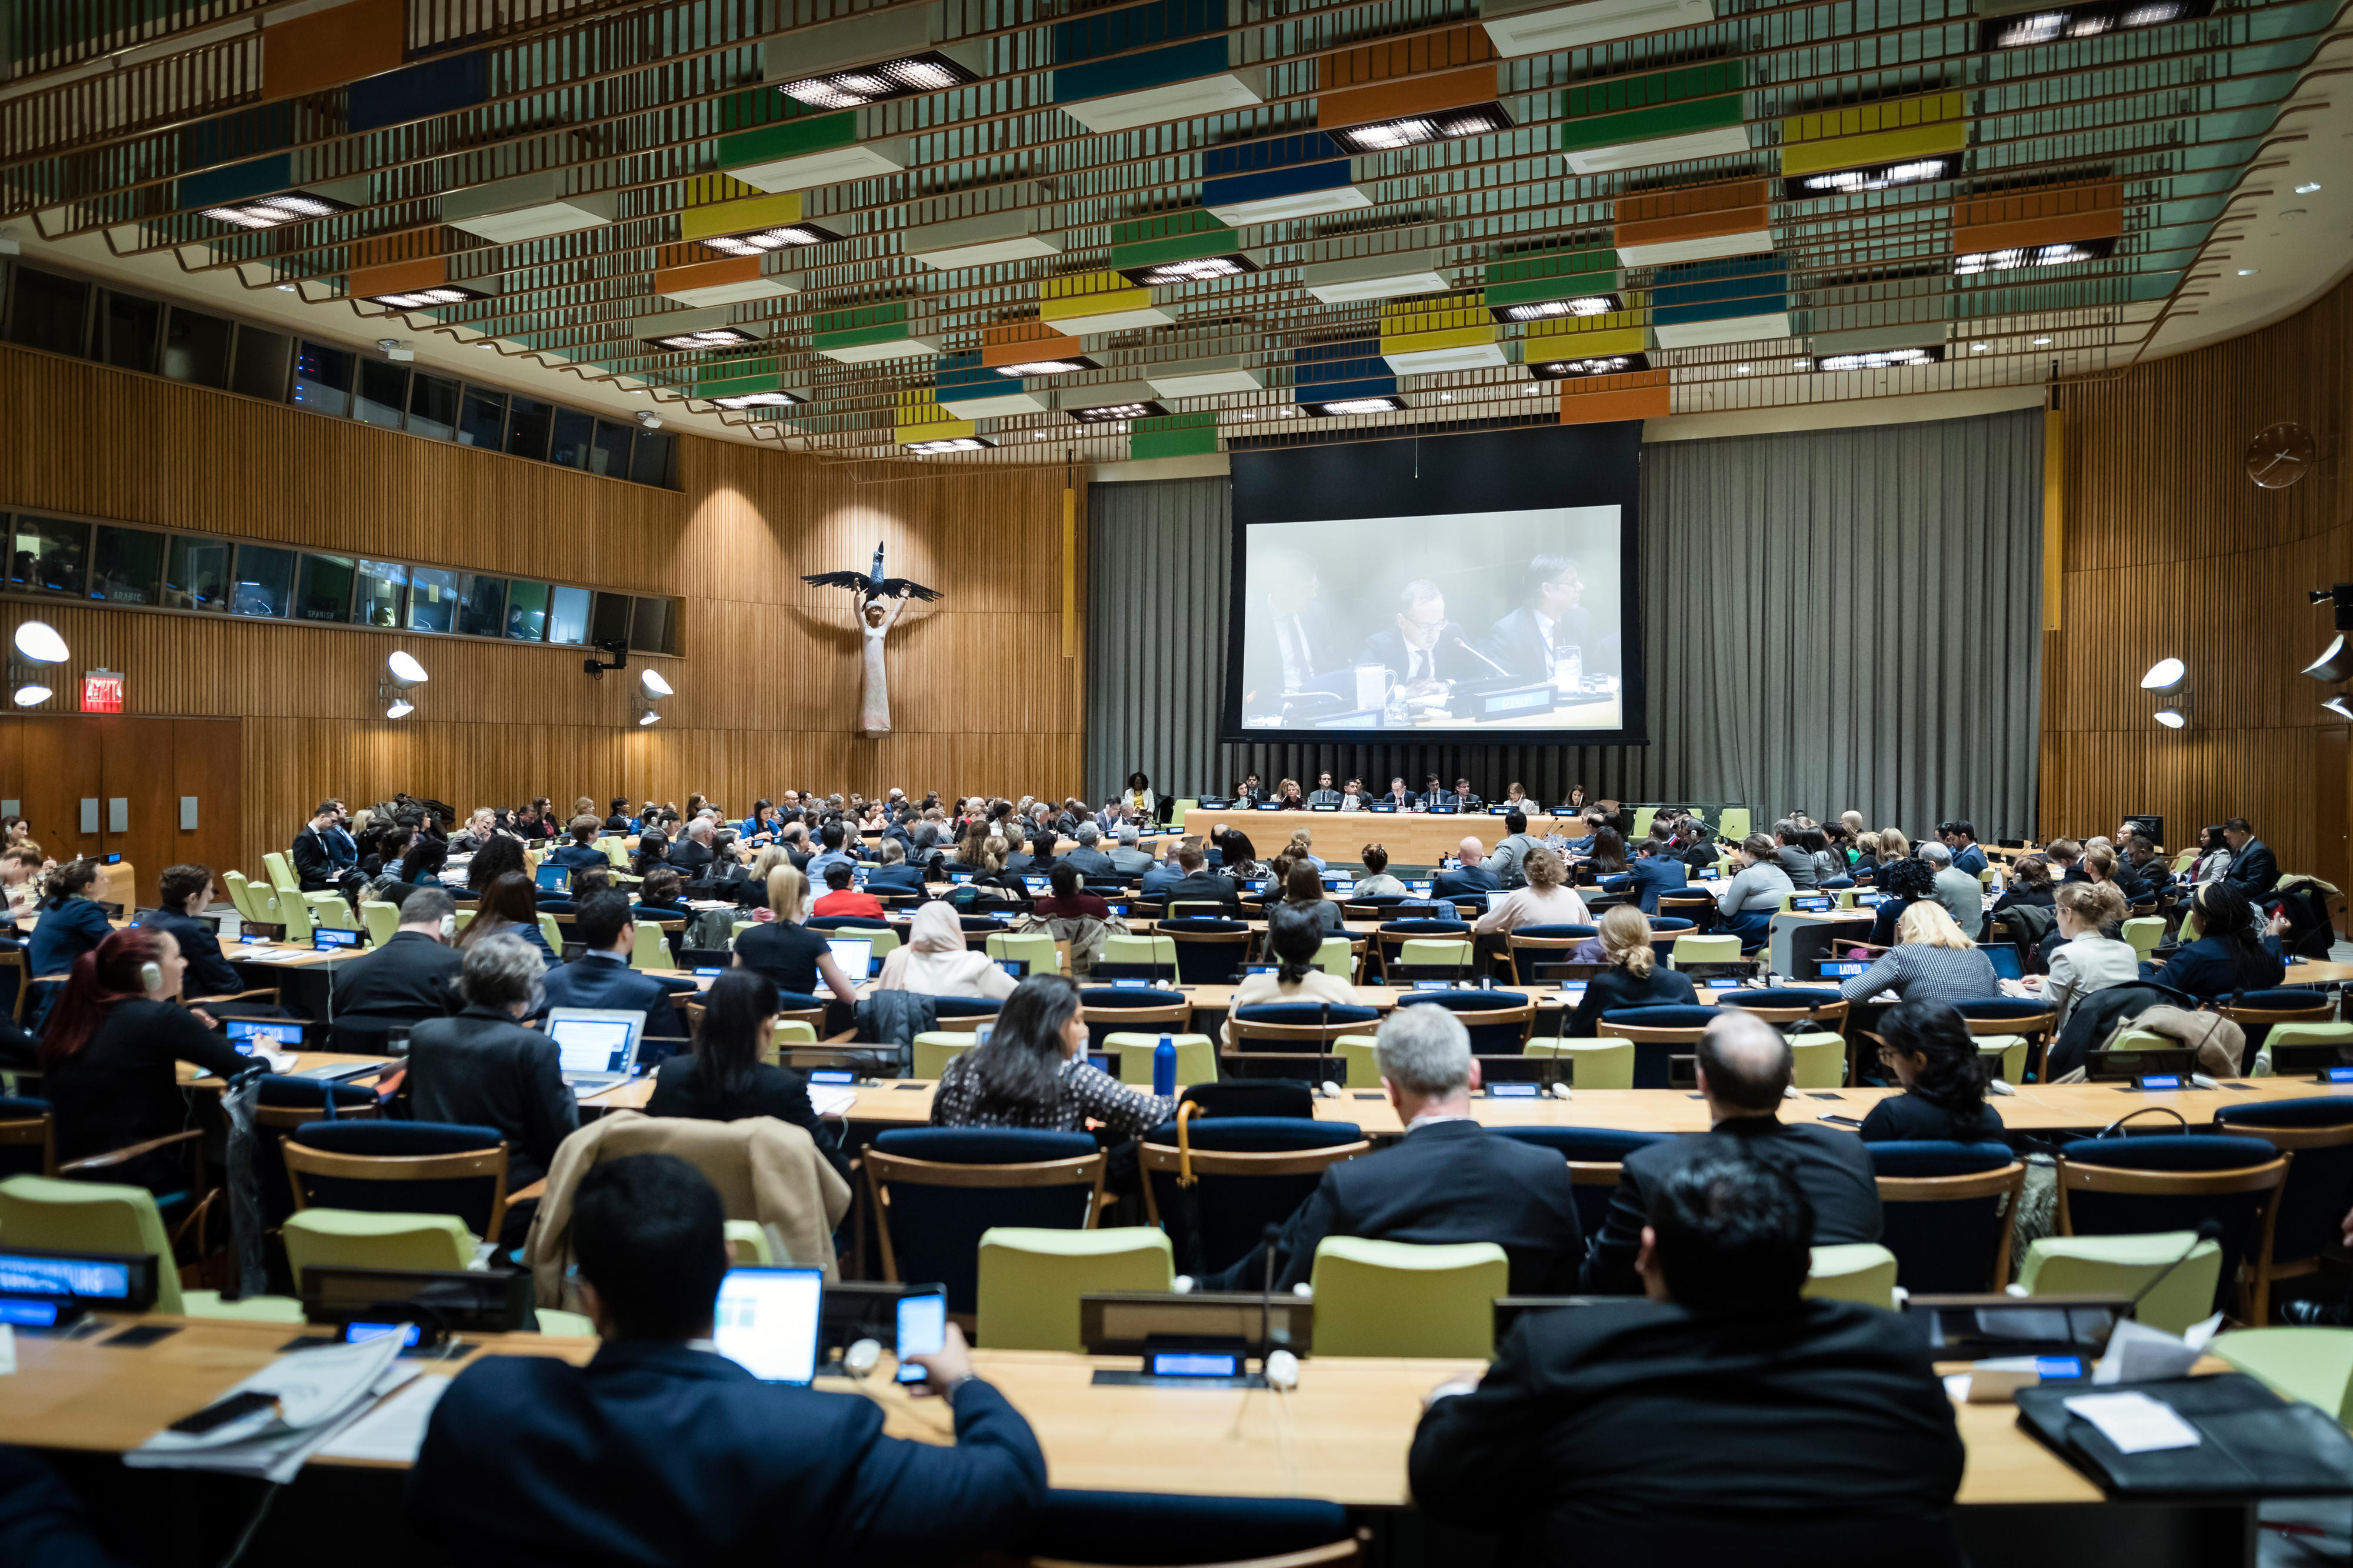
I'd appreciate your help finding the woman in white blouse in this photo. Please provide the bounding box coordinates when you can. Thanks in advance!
[2020,880,2137,1032]
[1474,849,1592,934]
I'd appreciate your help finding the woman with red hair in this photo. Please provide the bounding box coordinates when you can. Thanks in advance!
[39,928,246,1193]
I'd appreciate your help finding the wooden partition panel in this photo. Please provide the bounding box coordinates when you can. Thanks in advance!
[2044,276,2353,889]
[0,346,1085,876]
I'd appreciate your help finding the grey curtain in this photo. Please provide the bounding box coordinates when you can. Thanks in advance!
[1085,408,2043,838]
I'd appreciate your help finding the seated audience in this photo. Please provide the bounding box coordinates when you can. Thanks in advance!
[670,818,721,880]
[1214,828,1261,880]
[1062,822,1116,878]
[1985,852,2054,930]
[645,970,850,1182]
[1587,826,1631,879]
[734,866,859,1005]
[1352,844,1406,899]
[398,838,450,890]
[291,800,361,895]
[28,859,111,984]
[1860,1000,2004,1140]
[1031,862,1112,921]
[632,828,672,879]
[39,929,247,1193]
[1714,834,1794,949]
[2023,881,2137,1031]
[448,808,501,853]
[2124,832,2174,898]
[1108,825,1156,877]
[405,933,576,1208]
[1939,819,1989,877]
[464,835,528,900]
[1475,848,1591,935]
[1207,1004,1581,1294]
[930,974,1174,1135]
[1160,839,1240,916]
[812,862,884,919]
[1772,819,1818,890]
[408,1155,1045,1566]
[1487,812,1544,885]
[1414,1156,1965,1566]
[1567,906,1699,1036]
[331,889,463,1022]
[1838,903,2000,1005]
[1625,830,1689,915]
[1865,856,1935,946]
[1224,903,1357,1044]
[1918,842,1984,934]
[458,870,556,966]
[546,816,614,872]
[1,846,45,923]
[1268,860,1344,933]
[632,867,692,922]
[1849,830,1884,881]
[2150,882,2287,999]
[864,838,926,896]
[1284,829,1328,873]
[2221,816,2278,897]
[135,862,242,1000]
[876,902,1018,1000]
[542,890,687,1048]
[1585,1012,1881,1292]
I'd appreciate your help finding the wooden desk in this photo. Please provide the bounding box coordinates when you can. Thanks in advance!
[174,1052,395,1090]
[1161,814,1584,869]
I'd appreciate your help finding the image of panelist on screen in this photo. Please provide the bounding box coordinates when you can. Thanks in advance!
[1236,507,1624,734]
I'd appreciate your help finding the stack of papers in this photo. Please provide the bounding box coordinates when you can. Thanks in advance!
[315,1376,450,1464]
[126,1335,415,1483]
[809,1086,859,1117]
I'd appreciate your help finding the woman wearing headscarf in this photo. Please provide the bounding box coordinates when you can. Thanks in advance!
[874,900,1019,1000]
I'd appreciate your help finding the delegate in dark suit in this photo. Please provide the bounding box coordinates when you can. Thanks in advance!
[1583,1117,1882,1293]
[1139,861,1187,895]
[862,863,926,896]
[645,1055,852,1183]
[1109,845,1157,877]
[135,908,242,999]
[1409,1299,1967,1567]
[1206,1119,1581,1294]
[2226,837,2281,898]
[290,823,357,893]
[329,930,463,1022]
[1355,623,1483,686]
[1061,845,1116,879]
[1480,603,1590,682]
[1567,964,1698,1036]
[543,951,690,1053]
[1625,854,1689,915]
[405,1005,579,1189]
[1431,864,1501,899]
[668,838,717,879]
[407,1340,1047,1568]
[546,841,613,872]
[1161,870,1241,916]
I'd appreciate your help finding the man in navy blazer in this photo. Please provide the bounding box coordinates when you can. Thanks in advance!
[541,892,688,1057]
[1625,833,1691,915]
[862,839,928,896]
[408,1155,1047,1568]
[1431,837,1501,899]
[2222,818,2280,898]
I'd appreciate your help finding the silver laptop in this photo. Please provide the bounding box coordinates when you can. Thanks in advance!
[1485,890,1513,912]
[825,936,875,978]
[546,1007,644,1091]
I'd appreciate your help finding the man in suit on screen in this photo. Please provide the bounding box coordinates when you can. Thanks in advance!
[1482,554,1592,683]
[1241,555,1349,719]
[1356,579,1481,699]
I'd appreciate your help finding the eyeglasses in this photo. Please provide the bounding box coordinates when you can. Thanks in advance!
[1401,613,1446,630]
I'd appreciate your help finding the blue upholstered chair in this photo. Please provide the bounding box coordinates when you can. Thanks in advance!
[1868,1140,2025,1294]
[1489,1125,1671,1237]
[1596,1005,1723,1089]
[865,1127,1104,1313]
[2214,1099,2353,1307]
[2058,1133,2291,1319]
[1140,1117,1368,1279]
[282,1120,512,1243]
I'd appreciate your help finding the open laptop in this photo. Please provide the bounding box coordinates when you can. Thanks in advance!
[1980,942,2025,982]
[825,936,878,979]
[535,863,571,895]
[226,1017,306,1054]
[714,1266,825,1383]
[546,1007,643,1092]
[1485,890,1513,913]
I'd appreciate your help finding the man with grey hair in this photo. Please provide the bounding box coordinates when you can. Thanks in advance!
[1063,820,1115,879]
[404,932,578,1240]
[328,886,464,1022]
[1918,840,1984,937]
[1582,1011,1880,1293]
[1355,577,1477,693]
[1203,1004,1580,1293]
[866,835,926,896]
[1109,823,1156,878]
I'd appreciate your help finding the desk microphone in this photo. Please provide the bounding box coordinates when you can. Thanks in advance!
[1454,639,1512,679]
[2126,1219,2225,1314]
[1259,1221,1282,1368]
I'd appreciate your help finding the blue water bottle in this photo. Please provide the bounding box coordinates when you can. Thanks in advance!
[1153,1032,1176,1096]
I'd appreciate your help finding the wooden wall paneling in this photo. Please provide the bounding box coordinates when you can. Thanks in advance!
[0,345,1086,878]
[98,716,178,907]
[172,718,244,899]
[8,716,104,866]
[2044,274,2353,888]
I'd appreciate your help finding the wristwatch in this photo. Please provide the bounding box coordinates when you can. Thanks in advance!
[934,1372,976,1407]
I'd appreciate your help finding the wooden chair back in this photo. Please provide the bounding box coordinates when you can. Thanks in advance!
[282,1137,512,1245]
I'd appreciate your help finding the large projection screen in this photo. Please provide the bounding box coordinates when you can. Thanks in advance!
[1222,422,1645,744]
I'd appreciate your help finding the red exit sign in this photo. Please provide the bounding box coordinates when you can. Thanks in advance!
[80,670,124,713]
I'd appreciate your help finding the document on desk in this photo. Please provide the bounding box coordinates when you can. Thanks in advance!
[2062,1392,2203,1454]
[126,1335,416,1483]
[809,1086,859,1117]
[315,1374,450,1464]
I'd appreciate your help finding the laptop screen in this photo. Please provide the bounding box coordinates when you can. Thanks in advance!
[546,1012,640,1076]
[714,1267,824,1383]
[825,938,874,977]
[1981,942,2025,981]
[535,863,570,893]
[226,1018,304,1051]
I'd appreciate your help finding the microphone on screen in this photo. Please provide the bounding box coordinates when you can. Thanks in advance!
[2126,1219,2225,1313]
[1454,638,1512,678]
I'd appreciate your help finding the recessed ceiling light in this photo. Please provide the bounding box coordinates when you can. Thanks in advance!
[1438,392,1454,401]
[2295,181,2322,194]
[1327,104,1514,155]
[1491,295,1619,324]
[1530,354,1648,381]
[777,52,980,110]
[993,358,1098,377]
[1735,365,1751,373]
[2032,336,2052,345]
[1971,342,1989,352]
[1304,396,1404,416]
[1814,346,1944,372]
[2237,268,2259,275]
[701,224,838,256]
[1794,358,1811,369]
[1954,239,2114,276]
[276,284,296,292]
[201,192,352,230]
[904,436,992,454]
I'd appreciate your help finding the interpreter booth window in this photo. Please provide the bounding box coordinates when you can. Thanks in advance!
[161,306,235,389]
[229,545,295,618]
[353,561,407,628]
[292,341,355,418]
[6,517,89,598]
[545,585,592,646]
[89,526,166,606]
[165,537,232,612]
[454,574,507,639]
[505,581,550,642]
[408,567,458,633]
[295,554,356,623]
[408,373,461,441]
